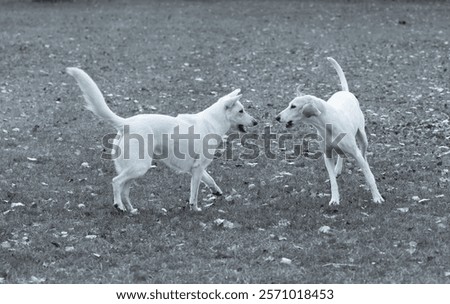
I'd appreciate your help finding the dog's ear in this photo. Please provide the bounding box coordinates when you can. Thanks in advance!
[218,89,241,103]
[302,103,321,118]
[228,88,241,98]
[295,85,305,97]
[223,95,242,109]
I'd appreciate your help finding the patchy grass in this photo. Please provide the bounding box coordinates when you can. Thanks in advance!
[0,0,449,283]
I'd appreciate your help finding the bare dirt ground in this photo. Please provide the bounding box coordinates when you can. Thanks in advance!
[0,0,449,283]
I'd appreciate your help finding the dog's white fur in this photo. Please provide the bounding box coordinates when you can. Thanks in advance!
[276,57,384,205]
[66,67,257,213]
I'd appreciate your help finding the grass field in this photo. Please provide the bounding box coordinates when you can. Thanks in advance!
[1,0,449,283]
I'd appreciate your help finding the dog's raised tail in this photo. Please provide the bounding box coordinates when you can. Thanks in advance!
[327,57,349,92]
[66,67,125,129]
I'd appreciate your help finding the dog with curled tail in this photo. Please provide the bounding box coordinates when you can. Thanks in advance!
[66,67,257,213]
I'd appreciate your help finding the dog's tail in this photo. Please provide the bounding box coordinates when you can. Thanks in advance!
[327,57,349,92]
[66,67,125,129]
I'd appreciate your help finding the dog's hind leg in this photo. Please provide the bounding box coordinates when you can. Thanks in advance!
[351,149,384,204]
[189,167,204,212]
[122,180,138,215]
[201,171,223,196]
[356,128,369,160]
[324,156,340,205]
[112,174,127,212]
[112,163,150,213]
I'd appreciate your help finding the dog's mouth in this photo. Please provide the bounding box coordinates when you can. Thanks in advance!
[286,121,293,128]
[238,124,247,133]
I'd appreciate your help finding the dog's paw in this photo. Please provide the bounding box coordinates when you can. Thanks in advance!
[328,198,340,206]
[113,204,126,213]
[212,190,223,197]
[373,196,384,204]
[190,204,202,212]
[130,208,139,215]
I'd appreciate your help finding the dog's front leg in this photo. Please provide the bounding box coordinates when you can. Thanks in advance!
[189,167,204,212]
[201,171,223,196]
[352,150,384,204]
[324,156,340,205]
[335,156,344,177]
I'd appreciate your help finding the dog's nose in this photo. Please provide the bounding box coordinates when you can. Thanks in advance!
[252,120,258,126]
[275,115,281,122]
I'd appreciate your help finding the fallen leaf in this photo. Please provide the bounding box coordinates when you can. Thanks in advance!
[223,220,236,229]
[318,226,332,234]
[1,241,11,249]
[29,276,46,283]
[203,195,217,203]
[214,219,225,226]
[406,241,417,255]
[224,195,234,202]
[214,219,238,229]
[264,256,275,262]
[11,202,25,208]
[280,257,292,265]
[277,219,291,227]
[437,223,446,229]
[65,246,75,252]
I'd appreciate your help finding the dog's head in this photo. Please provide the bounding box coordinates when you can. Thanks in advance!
[275,95,323,128]
[220,89,258,132]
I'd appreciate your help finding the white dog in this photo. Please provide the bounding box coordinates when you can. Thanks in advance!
[276,57,384,205]
[66,67,257,213]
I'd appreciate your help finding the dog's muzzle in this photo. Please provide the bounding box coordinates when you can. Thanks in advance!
[275,115,281,122]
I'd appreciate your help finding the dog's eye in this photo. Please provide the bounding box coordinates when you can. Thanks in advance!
[290,105,297,109]
[239,109,244,113]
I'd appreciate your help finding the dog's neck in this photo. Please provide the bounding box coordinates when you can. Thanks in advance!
[201,103,232,136]
[304,97,337,135]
